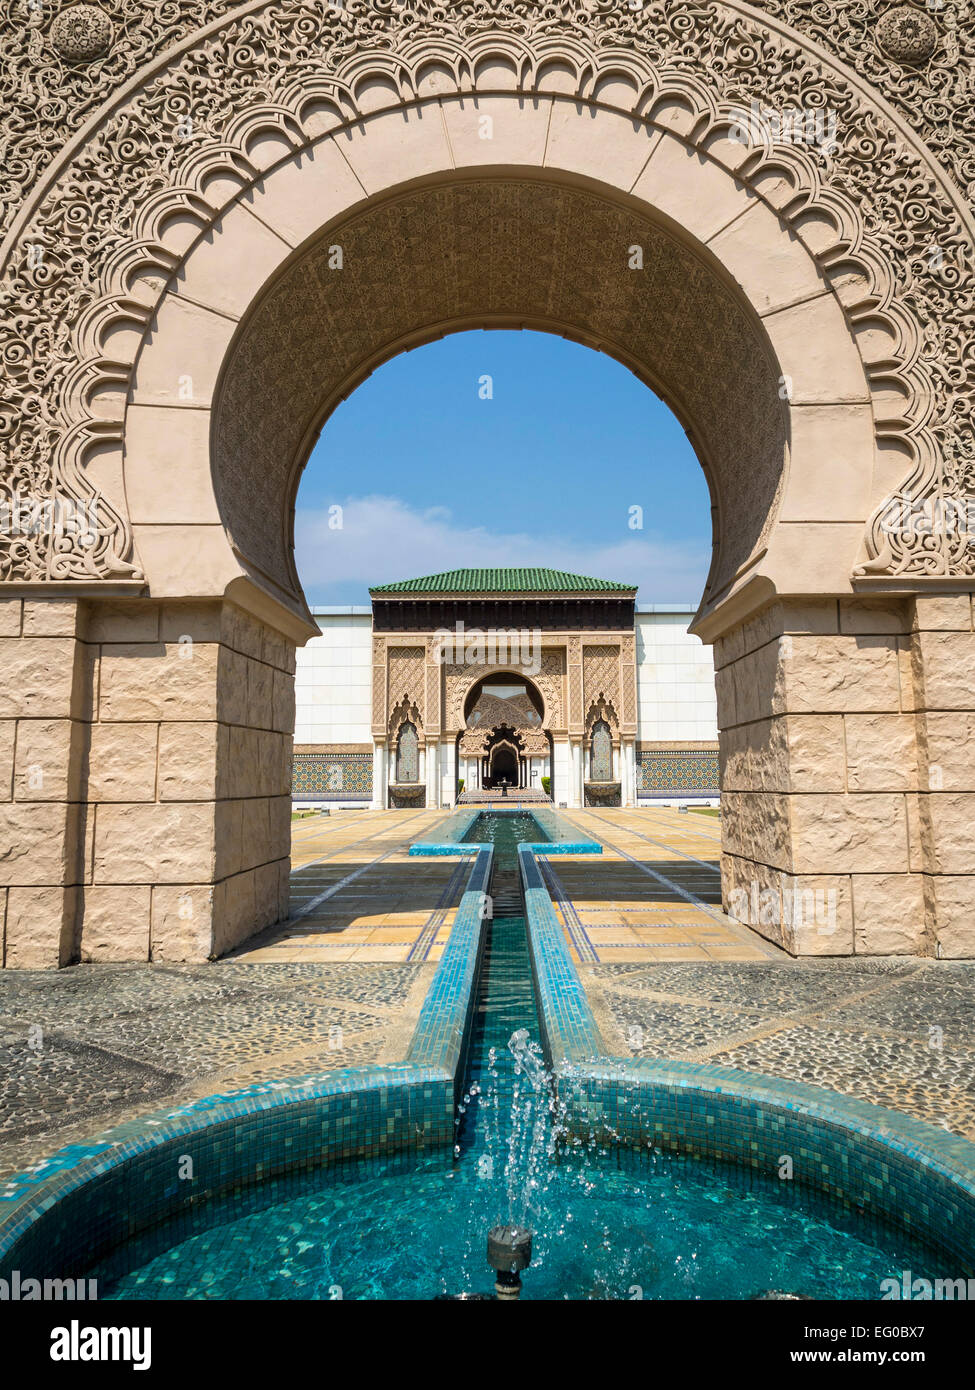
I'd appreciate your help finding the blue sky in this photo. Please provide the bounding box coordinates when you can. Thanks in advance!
[294,330,712,606]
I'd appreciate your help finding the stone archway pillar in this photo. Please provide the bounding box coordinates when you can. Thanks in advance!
[1,595,297,968]
[0,597,89,968]
[905,595,975,957]
[714,594,975,959]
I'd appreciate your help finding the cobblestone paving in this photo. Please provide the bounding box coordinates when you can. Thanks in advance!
[3,806,973,1182]
[562,809,975,1139]
[584,957,975,1140]
[0,810,460,1179]
[0,960,432,1180]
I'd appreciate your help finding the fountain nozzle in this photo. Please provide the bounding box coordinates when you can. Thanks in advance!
[487,1224,533,1300]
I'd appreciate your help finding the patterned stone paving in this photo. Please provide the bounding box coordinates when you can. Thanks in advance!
[584,957,975,1141]
[0,959,433,1181]
[0,810,466,1178]
[1,805,973,1182]
[548,806,781,963]
[541,809,975,1140]
[239,807,462,962]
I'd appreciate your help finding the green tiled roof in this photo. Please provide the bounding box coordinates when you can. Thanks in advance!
[370,568,636,594]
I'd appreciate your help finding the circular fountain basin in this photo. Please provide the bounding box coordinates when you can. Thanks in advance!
[87,1138,941,1301]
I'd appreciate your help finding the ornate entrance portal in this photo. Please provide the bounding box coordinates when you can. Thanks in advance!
[371,570,633,809]
[462,675,551,797]
[2,1,974,964]
[486,742,518,791]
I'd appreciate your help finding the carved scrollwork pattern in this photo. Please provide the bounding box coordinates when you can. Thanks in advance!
[444,649,565,731]
[386,645,425,733]
[585,694,620,740]
[371,635,386,729]
[2,3,971,238]
[752,0,974,198]
[583,644,622,723]
[1,0,973,581]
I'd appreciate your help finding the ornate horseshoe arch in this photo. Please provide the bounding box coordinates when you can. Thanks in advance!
[1,0,972,599]
[453,666,556,736]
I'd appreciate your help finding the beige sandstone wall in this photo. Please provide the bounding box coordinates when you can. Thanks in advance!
[0,597,294,967]
[717,595,975,959]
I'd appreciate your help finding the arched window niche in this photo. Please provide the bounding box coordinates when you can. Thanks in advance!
[396,722,419,784]
[590,719,613,783]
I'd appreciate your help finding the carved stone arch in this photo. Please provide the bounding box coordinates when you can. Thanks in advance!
[4,1,975,965]
[1,0,972,595]
[457,668,552,734]
[488,737,521,777]
[388,694,422,742]
[2,3,970,241]
[585,695,620,742]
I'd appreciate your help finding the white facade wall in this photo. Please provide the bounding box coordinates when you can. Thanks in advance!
[294,608,373,744]
[293,605,720,760]
[635,606,717,742]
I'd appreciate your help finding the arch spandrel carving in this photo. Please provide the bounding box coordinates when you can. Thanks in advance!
[2,0,973,592]
[446,655,566,733]
[583,644,622,720]
[2,0,971,243]
[386,645,426,733]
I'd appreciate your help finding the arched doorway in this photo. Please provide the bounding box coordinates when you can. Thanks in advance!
[4,4,972,962]
[459,673,552,800]
[486,742,519,791]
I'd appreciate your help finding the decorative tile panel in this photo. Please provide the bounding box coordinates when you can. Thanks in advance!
[292,751,372,801]
[637,747,719,795]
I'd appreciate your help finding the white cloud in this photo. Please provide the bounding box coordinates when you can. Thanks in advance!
[295,495,710,603]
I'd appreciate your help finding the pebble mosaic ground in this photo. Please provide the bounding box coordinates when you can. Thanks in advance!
[1,806,973,1185]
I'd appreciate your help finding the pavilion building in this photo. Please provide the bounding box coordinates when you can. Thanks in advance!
[292,569,718,809]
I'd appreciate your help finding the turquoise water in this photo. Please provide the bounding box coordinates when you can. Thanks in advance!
[94,812,940,1300]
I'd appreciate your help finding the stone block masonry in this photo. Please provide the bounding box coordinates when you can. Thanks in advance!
[0,597,295,967]
[716,595,975,959]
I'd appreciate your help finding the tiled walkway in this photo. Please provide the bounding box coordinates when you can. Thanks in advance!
[547,806,780,963]
[237,808,466,962]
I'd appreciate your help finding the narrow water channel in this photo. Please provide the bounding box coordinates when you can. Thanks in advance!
[456,812,546,1164]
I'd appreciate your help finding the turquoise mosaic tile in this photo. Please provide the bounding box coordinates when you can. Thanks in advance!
[5,803,974,1283]
[517,842,975,1272]
[407,844,493,1091]
[0,842,495,1282]
[519,844,605,1063]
